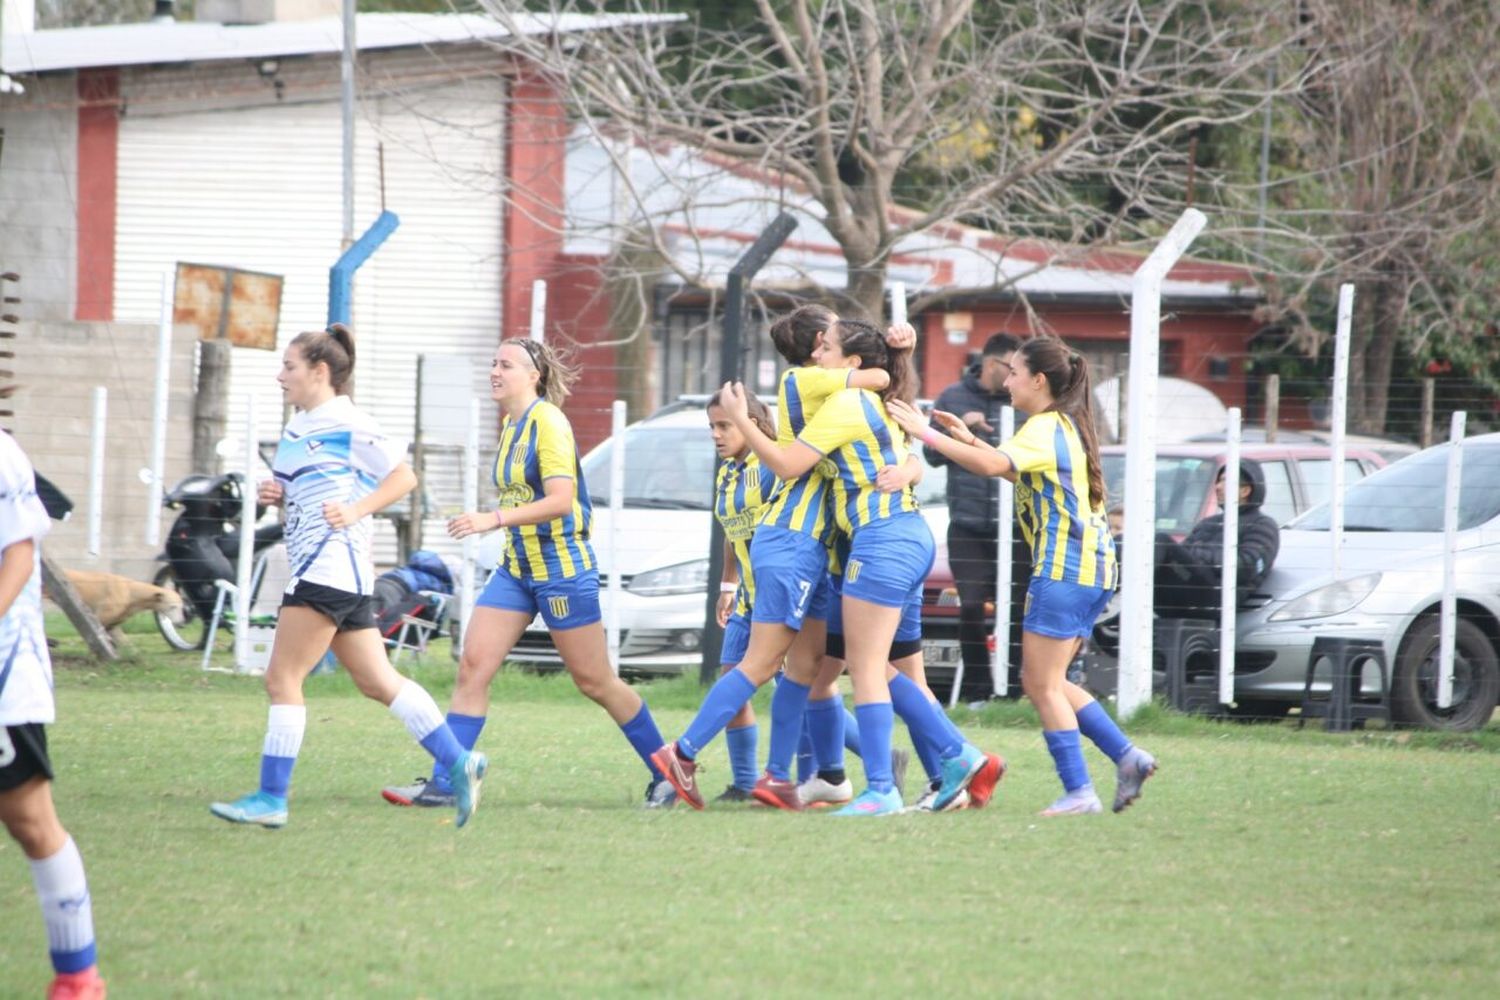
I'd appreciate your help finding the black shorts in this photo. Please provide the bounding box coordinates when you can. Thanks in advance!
[0,723,54,791]
[281,580,378,632]
[824,634,924,662]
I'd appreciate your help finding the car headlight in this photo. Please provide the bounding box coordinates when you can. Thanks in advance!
[1269,573,1382,622]
[627,559,710,597]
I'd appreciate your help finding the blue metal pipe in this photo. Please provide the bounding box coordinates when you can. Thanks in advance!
[327,210,400,326]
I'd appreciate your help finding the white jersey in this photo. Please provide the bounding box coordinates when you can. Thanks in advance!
[273,395,407,596]
[0,431,55,726]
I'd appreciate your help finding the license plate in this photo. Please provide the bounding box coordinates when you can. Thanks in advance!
[922,638,962,666]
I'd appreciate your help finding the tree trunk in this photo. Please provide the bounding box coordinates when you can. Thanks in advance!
[841,259,890,325]
[1358,269,1409,435]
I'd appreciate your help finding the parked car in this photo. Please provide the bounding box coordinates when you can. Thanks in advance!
[506,400,951,677]
[1231,435,1500,730]
[922,441,1389,702]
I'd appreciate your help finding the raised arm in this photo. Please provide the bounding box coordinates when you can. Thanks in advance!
[888,401,1016,482]
[720,381,822,481]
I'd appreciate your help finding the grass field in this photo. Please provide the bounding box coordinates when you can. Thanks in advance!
[4,619,1498,998]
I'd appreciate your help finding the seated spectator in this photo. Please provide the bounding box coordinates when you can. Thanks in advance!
[1155,459,1280,619]
[373,549,456,639]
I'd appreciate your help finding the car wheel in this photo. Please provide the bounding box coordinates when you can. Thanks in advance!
[152,565,207,651]
[1091,591,1122,658]
[1391,616,1500,732]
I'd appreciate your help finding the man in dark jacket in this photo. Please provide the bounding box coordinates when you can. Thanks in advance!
[1155,458,1281,618]
[924,333,1024,689]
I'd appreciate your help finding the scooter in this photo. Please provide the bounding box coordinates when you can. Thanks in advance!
[153,472,284,650]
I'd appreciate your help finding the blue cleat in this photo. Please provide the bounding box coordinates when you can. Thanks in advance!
[210,791,288,829]
[931,743,986,812]
[832,787,903,816]
[449,750,487,828]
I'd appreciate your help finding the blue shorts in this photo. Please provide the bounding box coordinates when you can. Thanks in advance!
[827,569,921,642]
[1022,576,1113,640]
[477,565,601,630]
[748,526,830,629]
[720,613,750,666]
[841,514,935,611]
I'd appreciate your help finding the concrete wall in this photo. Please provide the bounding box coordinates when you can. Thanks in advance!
[8,318,197,580]
[0,72,77,322]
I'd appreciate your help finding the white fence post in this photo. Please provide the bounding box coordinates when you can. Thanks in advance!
[1439,411,1466,709]
[233,394,258,673]
[607,400,627,675]
[145,269,173,547]
[889,282,907,327]
[87,387,107,558]
[459,399,481,659]
[530,280,547,343]
[1329,283,1354,579]
[1118,208,1207,719]
[991,404,1016,700]
[1219,408,1241,705]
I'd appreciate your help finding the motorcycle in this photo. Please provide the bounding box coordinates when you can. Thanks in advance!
[152,472,284,650]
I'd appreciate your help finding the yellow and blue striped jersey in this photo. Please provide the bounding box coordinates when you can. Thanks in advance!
[714,453,780,615]
[997,411,1116,588]
[494,399,595,581]
[797,388,920,537]
[759,366,847,541]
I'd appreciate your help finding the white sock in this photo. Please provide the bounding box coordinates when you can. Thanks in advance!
[29,836,98,973]
[263,704,307,759]
[387,680,444,742]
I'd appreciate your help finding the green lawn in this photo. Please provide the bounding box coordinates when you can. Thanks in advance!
[3,620,1497,997]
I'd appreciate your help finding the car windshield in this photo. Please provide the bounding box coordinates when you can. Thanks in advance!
[1100,454,1217,536]
[581,425,715,510]
[1294,442,1500,532]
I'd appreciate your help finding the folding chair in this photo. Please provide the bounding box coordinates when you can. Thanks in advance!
[388,591,453,667]
[201,543,290,671]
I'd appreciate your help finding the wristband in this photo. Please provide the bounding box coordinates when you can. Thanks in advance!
[720,582,738,594]
[919,426,941,446]
[494,508,506,529]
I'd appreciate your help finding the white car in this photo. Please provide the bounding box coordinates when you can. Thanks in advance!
[1232,434,1500,730]
[506,400,950,677]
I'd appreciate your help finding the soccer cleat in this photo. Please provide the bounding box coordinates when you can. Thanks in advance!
[209,791,288,829]
[797,774,854,808]
[47,968,106,1000]
[1040,786,1104,817]
[713,784,753,804]
[649,742,704,810]
[890,747,911,797]
[382,777,456,808]
[831,787,903,817]
[644,778,678,809]
[931,743,986,812]
[1113,746,1157,813]
[751,772,806,812]
[449,750,488,829]
[905,779,969,813]
[967,752,1007,809]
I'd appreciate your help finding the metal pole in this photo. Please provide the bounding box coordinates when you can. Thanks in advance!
[459,399,480,659]
[1117,208,1207,719]
[1439,411,1466,709]
[87,387,107,558]
[146,270,172,547]
[1219,408,1241,706]
[530,280,547,343]
[341,0,356,247]
[1329,283,1354,580]
[991,405,1015,700]
[607,400,626,675]
[1264,373,1280,443]
[234,394,258,673]
[889,282,906,326]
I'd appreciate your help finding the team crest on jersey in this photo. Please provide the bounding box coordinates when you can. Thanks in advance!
[815,458,838,479]
[846,559,863,584]
[307,439,323,453]
[548,595,571,619]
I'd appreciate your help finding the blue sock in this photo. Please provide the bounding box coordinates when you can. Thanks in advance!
[1044,729,1091,793]
[259,755,295,800]
[842,705,863,758]
[620,701,667,779]
[889,672,962,760]
[1076,700,1132,763]
[724,723,759,791]
[418,726,465,771]
[854,702,895,793]
[806,697,845,772]
[679,669,759,760]
[766,676,812,781]
[429,712,487,791]
[797,722,816,783]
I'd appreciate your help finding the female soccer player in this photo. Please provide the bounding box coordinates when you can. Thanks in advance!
[891,336,1157,816]
[383,337,672,808]
[0,425,106,999]
[210,324,485,829]
[650,306,891,810]
[707,388,780,802]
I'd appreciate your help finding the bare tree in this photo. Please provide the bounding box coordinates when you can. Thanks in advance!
[478,0,1302,323]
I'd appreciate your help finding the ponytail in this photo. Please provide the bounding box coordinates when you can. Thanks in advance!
[290,323,356,395]
[1018,337,1107,512]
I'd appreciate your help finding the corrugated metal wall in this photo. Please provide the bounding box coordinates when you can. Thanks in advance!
[111,47,505,567]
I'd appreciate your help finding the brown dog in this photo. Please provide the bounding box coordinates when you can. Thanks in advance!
[63,569,185,640]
